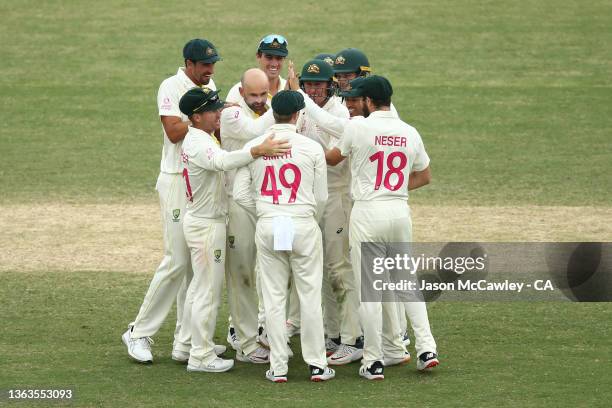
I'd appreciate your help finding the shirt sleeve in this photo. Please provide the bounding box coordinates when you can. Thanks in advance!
[225,82,241,103]
[221,107,275,142]
[339,120,355,157]
[299,90,347,139]
[411,129,430,172]
[190,136,254,171]
[157,80,182,117]
[232,164,257,212]
[313,145,329,222]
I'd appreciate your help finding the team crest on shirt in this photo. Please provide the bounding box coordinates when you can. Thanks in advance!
[214,249,222,263]
[228,236,235,249]
[307,64,320,74]
[172,209,180,222]
[270,40,281,48]
[335,55,346,65]
[206,47,215,56]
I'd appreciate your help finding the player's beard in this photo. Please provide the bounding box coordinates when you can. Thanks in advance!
[247,101,267,115]
[362,102,371,118]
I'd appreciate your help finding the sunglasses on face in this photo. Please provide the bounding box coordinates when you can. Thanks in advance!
[259,34,288,47]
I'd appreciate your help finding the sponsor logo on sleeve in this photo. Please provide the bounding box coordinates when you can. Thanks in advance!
[161,96,172,110]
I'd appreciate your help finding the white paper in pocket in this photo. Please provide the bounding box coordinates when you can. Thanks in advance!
[273,216,294,251]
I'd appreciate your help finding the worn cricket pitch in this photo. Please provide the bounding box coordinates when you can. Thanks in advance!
[1,203,610,274]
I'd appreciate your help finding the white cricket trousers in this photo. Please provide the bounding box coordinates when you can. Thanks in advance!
[182,213,226,366]
[256,217,327,375]
[287,192,361,344]
[226,199,265,355]
[131,172,192,346]
[350,200,436,367]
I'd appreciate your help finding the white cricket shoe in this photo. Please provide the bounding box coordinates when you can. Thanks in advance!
[236,346,270,364]
[416,352,439,371]
[227,326,239,351]
[359,361,384,381]
[172,345,227,362]
[310,366,335,382]
[325,337,340,357]
[187,357,234,373]
[286,321,300,338]
[402,331,411,347]
[257,326,270,349]
[383,351,411,366]
[122,327,153,363]
[327,343,363,365]
[265,369,287,383]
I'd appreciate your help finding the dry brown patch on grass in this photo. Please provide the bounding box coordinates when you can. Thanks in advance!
[1,203,610,273]
[412,206,612,242]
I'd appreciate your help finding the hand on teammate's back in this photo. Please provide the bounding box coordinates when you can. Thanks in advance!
[251,134,291,158]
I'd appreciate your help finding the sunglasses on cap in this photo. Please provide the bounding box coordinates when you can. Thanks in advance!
[259,34,288,47]
[193,93,223,113]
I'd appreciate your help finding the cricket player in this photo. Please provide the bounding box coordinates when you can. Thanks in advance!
[122,39,225,363]
[291,59,363,363]
[220,68,277,363]
[226,34,288,103]
[233,90,335,383]
[289,67,437,363]
[333,48,399,118]
[326,76,439,379]
[178,87,290,373]
[285,55,333,341]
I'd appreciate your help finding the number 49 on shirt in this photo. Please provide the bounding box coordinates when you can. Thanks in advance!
[261,164,302,204]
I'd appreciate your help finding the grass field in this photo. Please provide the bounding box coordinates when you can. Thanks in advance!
[1,0,611,406]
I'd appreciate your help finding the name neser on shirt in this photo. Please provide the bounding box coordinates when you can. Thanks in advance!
[375,136,407,147]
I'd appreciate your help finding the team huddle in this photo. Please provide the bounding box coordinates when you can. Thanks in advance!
[121,34,439,383]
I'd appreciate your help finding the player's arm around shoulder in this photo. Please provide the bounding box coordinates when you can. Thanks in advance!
[327,118,357,166]
[220,106,275,141]
[158,77,190,144]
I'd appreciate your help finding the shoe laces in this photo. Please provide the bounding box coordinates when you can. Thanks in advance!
[335,343,355,357]
[136,337,154,349]
[252,347,269,358]
[325,338,337,349]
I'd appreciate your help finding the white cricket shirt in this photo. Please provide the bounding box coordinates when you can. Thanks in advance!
[233,124,328,219]
[181,126,254,219]
[220,98,275,196]
[157,67,216,174]
[339,110,430,202]
[297,96,350,191]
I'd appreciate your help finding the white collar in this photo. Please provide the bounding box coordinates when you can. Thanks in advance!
[368,110,395,119]
[188,126,215,138]
[269,123,297,132]
[177,67,197,89]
